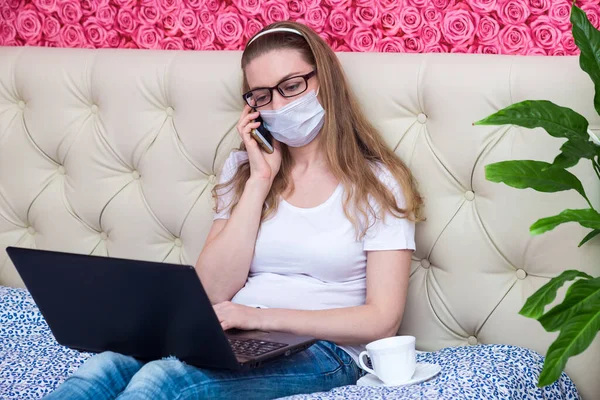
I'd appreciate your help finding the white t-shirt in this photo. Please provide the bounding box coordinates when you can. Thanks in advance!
[213,151,416,363]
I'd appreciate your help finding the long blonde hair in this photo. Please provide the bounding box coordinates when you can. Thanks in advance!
[213,21,424,238]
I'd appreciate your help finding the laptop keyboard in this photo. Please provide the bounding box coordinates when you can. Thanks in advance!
[228,338,287,357]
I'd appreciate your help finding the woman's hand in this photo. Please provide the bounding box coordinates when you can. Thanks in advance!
[237,105,282,185]
[214,301,264,331]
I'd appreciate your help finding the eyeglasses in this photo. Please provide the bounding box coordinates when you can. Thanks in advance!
[242,70,317,108]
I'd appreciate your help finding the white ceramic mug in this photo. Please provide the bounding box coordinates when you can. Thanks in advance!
[358,335,416,385]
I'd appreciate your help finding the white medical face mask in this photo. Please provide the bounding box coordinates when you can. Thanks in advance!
[259,90,325,147]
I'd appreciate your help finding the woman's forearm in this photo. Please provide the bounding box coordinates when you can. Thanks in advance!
[196,179,269,304]
[259,305,401,345]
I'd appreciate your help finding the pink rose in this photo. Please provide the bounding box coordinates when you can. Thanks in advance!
[105,30,121,47]
[184,0,205,11]
[476,16,500,44]
[232,0,261,15]
[182,35,201,50]
[304,6,327,32]
[324,0,351,7]
[349,28,380,52]
[264,0,290,25]
[179,9,200,35]
[162,12,180,37]
[215,10,246,48]
[1,7,16,22]
[529,0,551,15]
[526,47,548,55]
[80,0,101,17]
[477,44,501,54]
[116,8,138,35]
[8,0,24,9]
[497,0,530,25]
[15,8,44,43]
[0,22,17,44]
[33,0,58,14]
[244,18,264,41]
[318,31,331,43]
[205,0,221,12]
[353,7,379,28]
[121,40,139,49]
[288,0,307,18]
[161,36,184,50]
[466,0,496,13]
[96,6,116,28]
[83,18,107,47]
[399,6,422,35]
[530,15,560,50]
[376,0,402,11]
[112,0,136,8]
[548,0,572,30]
[160,0,182,13]
[327,9,353,37]
[58,1,82,24]
[422,6,442,24]
[408,0,428,7]
[582,4,600,30]
[43,15,60,38]
[378,36,405,52]
[40,39,59,47]
[198,26,215,46]
[432,0,456,11]
[499,24,531,53]
[59,24,88,47]
[4,38,25,46]
[424,43,449,52]
[450,46,475,53]
[551,46,567,56]
[381,10,401,36]
[442,7,479,46]
[198,8,215,25]
[561,30,578,53]
[331,41,352,52]
[421,24,441,46]
[138,5,160,25]
[404,34,424,53]
[133,24,163,49]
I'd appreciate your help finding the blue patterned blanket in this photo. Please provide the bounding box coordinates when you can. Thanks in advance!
[0,286,580,399]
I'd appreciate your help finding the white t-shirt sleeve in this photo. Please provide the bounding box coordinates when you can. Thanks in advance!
[363,165,416,251]
[213,151,249,220]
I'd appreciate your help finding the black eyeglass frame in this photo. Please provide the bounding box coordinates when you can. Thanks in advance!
[242,70,317,108]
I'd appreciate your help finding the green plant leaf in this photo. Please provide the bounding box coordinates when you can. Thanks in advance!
[519,270,593,319]
[572,5,600,117]
[530,208,600,235]
[473,100,588,140]
[579,229,600,247]
[485,161,590,203]
[537,278,600,387]
[549,138,599,169]
[538,277,600,332]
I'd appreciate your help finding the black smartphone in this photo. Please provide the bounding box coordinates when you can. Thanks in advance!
[250,111,274,154]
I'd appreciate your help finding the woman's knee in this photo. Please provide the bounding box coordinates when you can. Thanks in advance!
[76,351,142,379]
[121,358,201,399]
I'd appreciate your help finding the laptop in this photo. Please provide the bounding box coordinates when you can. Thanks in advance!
[6,246,317,370]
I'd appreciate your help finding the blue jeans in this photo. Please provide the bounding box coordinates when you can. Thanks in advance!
[44,341,361,399]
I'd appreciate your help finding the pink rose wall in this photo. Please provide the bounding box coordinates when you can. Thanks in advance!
[0,0,599,54]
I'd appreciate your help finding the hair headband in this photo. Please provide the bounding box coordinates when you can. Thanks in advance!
[247,28,304,46]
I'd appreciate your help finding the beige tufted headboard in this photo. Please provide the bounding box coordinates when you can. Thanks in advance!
[0,47,599,398]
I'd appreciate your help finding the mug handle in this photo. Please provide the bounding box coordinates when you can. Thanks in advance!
[358,351,376,375]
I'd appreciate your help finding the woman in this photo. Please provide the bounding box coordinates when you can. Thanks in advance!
[45,21,423,400]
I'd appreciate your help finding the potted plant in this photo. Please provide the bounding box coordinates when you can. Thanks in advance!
[473,4,599,388]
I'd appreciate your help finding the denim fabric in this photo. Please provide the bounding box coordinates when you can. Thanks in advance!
[44,341,360,400]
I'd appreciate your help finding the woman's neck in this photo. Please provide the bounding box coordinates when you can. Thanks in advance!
[287,136,327,172]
